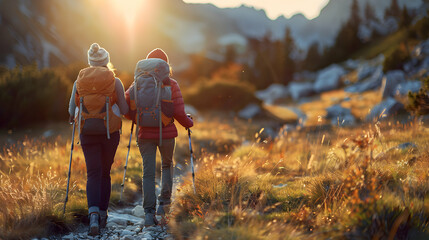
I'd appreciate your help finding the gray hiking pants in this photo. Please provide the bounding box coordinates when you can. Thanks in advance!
[138,138,175,213]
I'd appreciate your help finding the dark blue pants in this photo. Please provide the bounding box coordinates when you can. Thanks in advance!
[80,131,120,213]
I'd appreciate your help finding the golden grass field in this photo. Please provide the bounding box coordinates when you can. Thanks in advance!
[0,114,429,239]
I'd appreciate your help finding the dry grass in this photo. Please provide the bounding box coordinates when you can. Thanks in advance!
[1,114,429,239]
[298,89,382,126]
[170,118,429,239]
[0,121,145,239]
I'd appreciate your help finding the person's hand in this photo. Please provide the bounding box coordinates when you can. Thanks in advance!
[68,115,74,124]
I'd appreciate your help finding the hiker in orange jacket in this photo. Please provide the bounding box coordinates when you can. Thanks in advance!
[68,43,129,235]
[124,48,193,226]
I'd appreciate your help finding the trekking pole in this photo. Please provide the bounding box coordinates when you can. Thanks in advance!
[120,122,134,202]
[188,128,196,194]
[63,120,76,214]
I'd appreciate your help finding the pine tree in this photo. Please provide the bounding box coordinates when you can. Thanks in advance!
[303,42,321,71]
[399,7,412,28]
[283,27,295,85]
[349,0,361,28]
[224,45,237,65]
[385,0,401,20]
[364,2,377,22]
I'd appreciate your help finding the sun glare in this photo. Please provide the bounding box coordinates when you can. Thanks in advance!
[109,0,146,27]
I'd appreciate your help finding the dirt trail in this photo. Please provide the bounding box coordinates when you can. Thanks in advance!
[60,209,173,240]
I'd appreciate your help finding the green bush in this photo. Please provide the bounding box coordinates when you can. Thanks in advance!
[53,61,87,84]
[184,80,261,112]
[0,64,72,128]
[383,45,410,72]
[408,77,429,116]
[412,15,429,39]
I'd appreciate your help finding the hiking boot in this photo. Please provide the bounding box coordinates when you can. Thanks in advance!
[156,204,170,216]
[89,213,100,236]
[100,210,108,228]
[144,212,159,227]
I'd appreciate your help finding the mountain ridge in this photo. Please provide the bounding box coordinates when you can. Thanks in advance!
[0,0,424,70]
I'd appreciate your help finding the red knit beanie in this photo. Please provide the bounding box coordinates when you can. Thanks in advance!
[146,48,169,63]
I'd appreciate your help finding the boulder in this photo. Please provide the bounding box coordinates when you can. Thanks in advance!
[255,84,289,104]
[383,17,399,35]
[325,105,356,127]
[345,66,383,93]
[238,104,261,119]
[326,104,352,119]
[356,63,376,82]
[395,81,421,96]
[331,114,356,127]
[289,82,314,101]
[366,97,404,121]
[395,142,417,150]
[380,70,406,99]
[314,64,347,93]
[344,59,359,70]
[413,39,429,58]
[132,205,145,218]
[358,24,372,42]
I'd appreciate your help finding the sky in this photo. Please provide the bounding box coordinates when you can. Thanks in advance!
[182,0,330,20]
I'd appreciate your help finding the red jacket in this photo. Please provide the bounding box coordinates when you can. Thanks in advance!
[125,78,193,139]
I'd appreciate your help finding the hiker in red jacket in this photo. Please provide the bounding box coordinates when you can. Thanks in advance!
[124,48,193,226]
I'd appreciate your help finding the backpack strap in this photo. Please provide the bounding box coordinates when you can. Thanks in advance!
[134,78,139,144]
[77,97,83,143]
[106,96,110,139]
[157,83,162,146]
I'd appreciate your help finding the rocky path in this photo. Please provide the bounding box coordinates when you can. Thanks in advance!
[60,207,173,240]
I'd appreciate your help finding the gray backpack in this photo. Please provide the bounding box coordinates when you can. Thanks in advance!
[129,58,174,145]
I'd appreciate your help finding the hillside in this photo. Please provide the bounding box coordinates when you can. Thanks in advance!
[0,0,424,71]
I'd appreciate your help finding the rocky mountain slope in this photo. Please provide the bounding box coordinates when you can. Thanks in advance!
[0,0,423,70]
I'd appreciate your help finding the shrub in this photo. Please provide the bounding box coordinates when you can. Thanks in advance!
[0,64,72,128]
[408,77,429,116]
[53,62,87,84]
[412,15,429,40]
[184,80,261,112]
[383,44,410,72]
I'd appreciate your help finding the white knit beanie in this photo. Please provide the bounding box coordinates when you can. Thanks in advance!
[87,43,110,67]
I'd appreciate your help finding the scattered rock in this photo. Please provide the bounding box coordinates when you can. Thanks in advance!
[356,63,376,82]
[395,142,417,151]
[413,39,429,58]
[382,17,399,35]
[42,129,54,138]
[314,64,347,93]
[238,104,261,119]
[120,230,134,237]
[358,24,372,42]
[380,70,406,99]
[326,105,351,119]
[289,82,314,101]
[345,66,383,93]
[366,97,405,121]
[325,105,356,127]
[62,233,74,240]
[132,205,145,218]
[273,183,288,188]
[331,114,356,127]
[395,81,421,96]
[344,59,359,70]
[255,84,289,104]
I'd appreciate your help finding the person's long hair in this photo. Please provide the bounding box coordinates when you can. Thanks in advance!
[107,62,116,76]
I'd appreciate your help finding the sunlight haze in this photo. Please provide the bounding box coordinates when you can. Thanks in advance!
[182,0,330,19]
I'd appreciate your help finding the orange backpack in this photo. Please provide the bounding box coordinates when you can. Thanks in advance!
[74,67,121,138]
